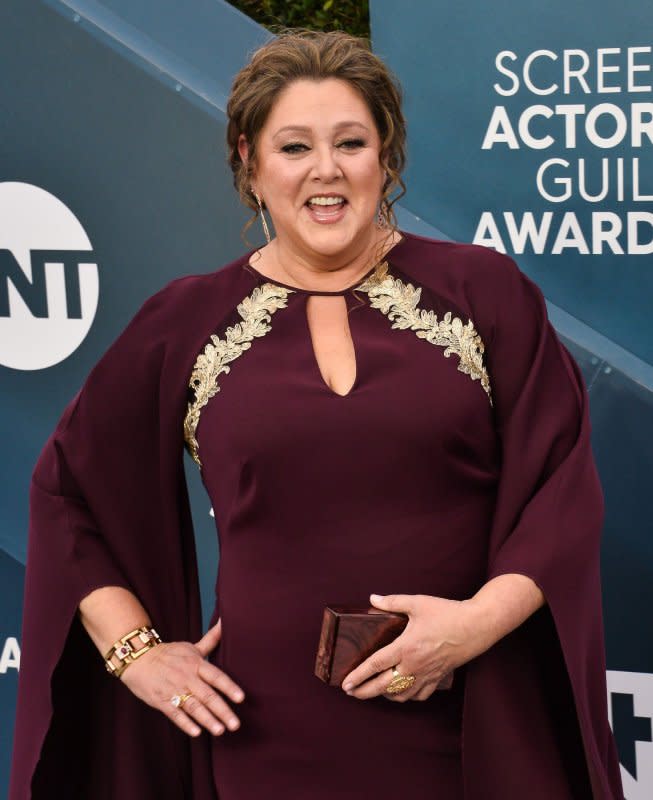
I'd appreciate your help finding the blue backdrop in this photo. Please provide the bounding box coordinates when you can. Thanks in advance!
[1,1,651,797]
[371,2,653,795]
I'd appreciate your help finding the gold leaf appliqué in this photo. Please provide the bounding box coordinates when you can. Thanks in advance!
[355,272,492,405]
[184,282,295,467]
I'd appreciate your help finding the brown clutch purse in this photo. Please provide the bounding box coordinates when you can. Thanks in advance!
[314,605,453,689]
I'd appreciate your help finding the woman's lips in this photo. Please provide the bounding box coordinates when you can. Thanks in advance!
[305,199,348,224]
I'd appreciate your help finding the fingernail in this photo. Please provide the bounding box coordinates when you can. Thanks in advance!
[227,717,240,730]
[234,690,245,702]
[191,726,201,736]
[343,682,353,691]
[370,594,383,601]
[213,724,223,735]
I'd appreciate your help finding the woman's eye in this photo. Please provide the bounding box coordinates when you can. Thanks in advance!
[338,139,365,149]
[281,143,309,154]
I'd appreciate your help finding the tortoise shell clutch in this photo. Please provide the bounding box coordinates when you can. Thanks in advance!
[314,605,454,690]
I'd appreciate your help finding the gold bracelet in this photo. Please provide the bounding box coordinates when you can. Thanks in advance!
[104,625,162,678]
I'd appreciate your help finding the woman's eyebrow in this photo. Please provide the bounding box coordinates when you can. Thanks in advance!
[272,121,371,138]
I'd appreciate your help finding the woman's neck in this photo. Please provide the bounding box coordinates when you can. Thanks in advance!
[250,228,403,292]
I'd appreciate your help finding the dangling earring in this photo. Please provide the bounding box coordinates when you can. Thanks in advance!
[253,190,271,244]
[376,198,389,229]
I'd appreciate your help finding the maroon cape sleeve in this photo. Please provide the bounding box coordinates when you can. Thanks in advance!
[10,280,216,799]
[460,251,623,799]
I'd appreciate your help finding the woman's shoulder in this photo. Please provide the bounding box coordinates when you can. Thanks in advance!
[127,251,255,328]
[394,230,525,292]
[143,251,253,307]
[393,231,546,342]
[86,252,256,378]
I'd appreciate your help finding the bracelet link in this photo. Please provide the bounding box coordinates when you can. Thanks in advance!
[104,626,162,678]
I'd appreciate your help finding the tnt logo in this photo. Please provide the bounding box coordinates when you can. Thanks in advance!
[0,182,99,370]
[607,670,653,800]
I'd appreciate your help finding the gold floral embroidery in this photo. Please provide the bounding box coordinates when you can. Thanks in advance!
[355,272,493,405]
[184,282,295,467]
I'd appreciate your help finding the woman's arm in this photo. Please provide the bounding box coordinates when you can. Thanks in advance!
[462,572,545,658]
[77,586,246,736]
[78,585,152,654]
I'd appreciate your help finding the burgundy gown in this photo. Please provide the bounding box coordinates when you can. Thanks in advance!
[195,256,496,798]
[10,231,624,799]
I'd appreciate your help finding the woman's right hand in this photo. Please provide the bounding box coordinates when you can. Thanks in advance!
[120,618,246,738]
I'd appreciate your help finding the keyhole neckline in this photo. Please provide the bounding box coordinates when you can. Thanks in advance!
[243,233,406,296]
[244,261,377,296]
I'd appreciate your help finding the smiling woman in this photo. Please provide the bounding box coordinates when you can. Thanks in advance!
[226,29,406,294]
[235,78,389,289]
[11,28,623,800]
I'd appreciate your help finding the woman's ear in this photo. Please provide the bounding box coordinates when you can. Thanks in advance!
[237,134,249,167]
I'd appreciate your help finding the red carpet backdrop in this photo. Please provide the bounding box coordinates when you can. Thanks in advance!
[1,1,651,796]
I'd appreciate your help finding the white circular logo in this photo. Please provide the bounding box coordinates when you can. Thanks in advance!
[0,181,99,371]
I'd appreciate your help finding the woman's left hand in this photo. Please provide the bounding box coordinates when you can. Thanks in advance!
[340,593,485,703]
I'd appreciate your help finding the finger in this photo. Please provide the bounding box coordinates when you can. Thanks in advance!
[176,691,236,735]
[198,661,246,703]
[438,671,454,690]
[349,659,425,701]
[162,704,203,738]
[369,593,416,615]
[186,683,241,732]
[384,685,420,702]
[177,695,225,736]
[195,618,222,656]
[341,641,400,691]
[195,617,222,649]
[410,681,439,701]
[350,665,415,700]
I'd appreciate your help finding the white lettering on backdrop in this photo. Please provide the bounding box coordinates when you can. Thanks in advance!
[474,47,653,255]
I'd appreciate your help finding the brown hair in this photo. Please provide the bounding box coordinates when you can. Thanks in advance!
[226,29,407,263]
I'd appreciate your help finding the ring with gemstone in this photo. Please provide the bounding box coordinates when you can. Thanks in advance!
[171,692,192,709]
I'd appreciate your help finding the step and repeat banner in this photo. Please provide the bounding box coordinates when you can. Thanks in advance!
[1,0,651,796]
[371,1,653,797]
[373,0,653,364]
[0,0,269,790]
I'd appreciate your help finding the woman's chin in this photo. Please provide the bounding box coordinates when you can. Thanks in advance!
[296,219,378,257]
[304,235,359,260]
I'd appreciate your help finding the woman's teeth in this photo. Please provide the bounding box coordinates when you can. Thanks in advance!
[308,196,345,206]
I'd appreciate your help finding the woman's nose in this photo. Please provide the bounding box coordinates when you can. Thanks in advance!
[312,144,342,182]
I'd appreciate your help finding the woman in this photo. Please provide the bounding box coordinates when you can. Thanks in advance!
[10,30,623,800]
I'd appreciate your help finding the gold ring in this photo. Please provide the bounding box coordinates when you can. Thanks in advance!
[384,666,416,694]
[171,692,193,709]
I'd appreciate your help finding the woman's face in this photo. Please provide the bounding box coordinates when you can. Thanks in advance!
[240,78,386,263]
